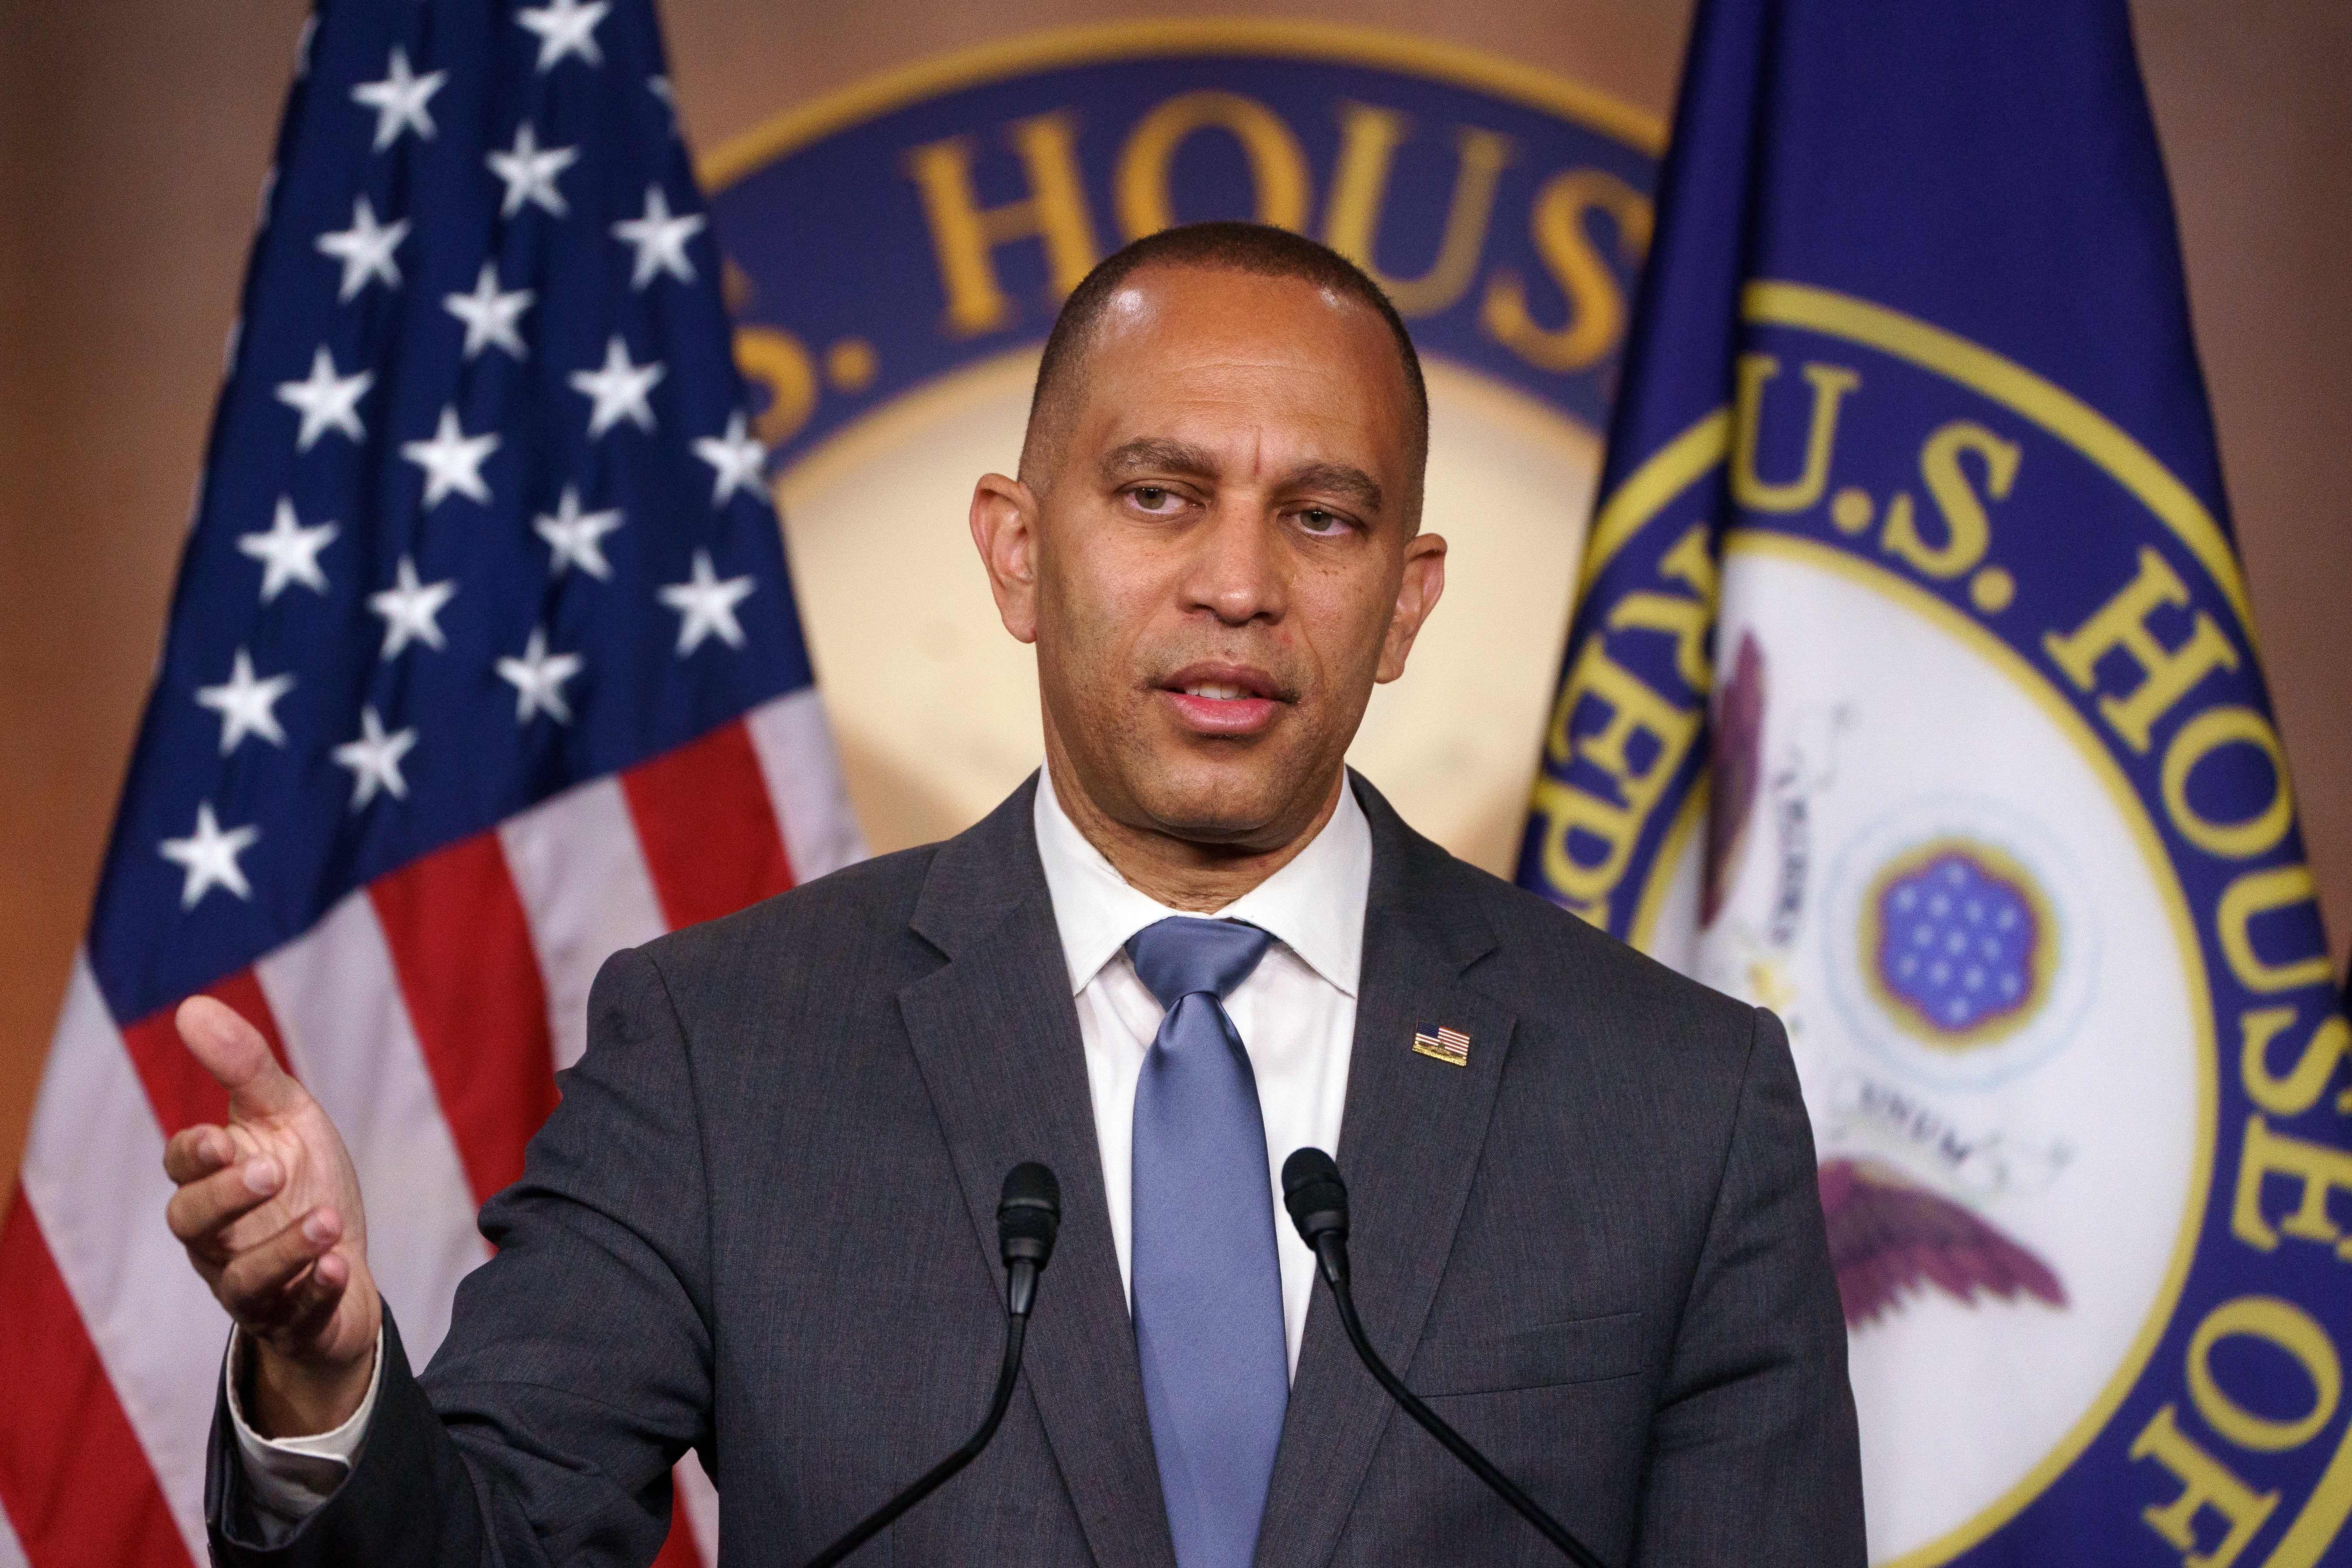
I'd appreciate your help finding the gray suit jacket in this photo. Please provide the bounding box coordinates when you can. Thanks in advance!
[207,774,1864,1566]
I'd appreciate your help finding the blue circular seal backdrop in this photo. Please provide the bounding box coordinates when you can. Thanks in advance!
[698,21,1658,465]
[1561,283,2351,1565]
[692,21,1662,863]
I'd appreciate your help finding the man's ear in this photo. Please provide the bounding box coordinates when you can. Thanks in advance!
[1374,529,1448,683]
[970,472,1041,645]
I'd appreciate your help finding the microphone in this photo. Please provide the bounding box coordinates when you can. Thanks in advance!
[1281,1148,1610,1568]
[802,1162,1062,1568]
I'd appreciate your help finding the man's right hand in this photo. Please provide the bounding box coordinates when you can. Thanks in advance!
[164,995,382,1439]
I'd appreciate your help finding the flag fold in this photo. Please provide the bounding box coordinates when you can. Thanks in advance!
[1518,2,2351,1563]
[0,3,862,1563]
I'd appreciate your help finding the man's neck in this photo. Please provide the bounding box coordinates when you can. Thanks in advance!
[1042,750,1344,914]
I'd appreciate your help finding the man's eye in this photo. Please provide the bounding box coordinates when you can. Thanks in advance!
[1298,508,1349,535]
[1131,486,1175,511]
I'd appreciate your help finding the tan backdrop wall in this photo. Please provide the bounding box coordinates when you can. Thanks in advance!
[2,0,2345,1183]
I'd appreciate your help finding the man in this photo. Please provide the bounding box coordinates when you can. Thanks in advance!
[167,222,1865,1566]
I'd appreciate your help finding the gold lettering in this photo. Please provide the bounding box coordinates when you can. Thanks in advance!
[2217,865,2335,994]
[2130,1404,2281,1568]
[2241,1005,2352,1117]
[2042,547,2241,753]
[732,327,817,448]
[1114,91,1310,241]
[1548,637,1696,780]
[1731,357,1861,514]
[1479,168,1651,372]
[902,112,1100,337]
[1530,635,1703,920]
[2162,707,2295,860]
[1601,525,1718,691]
[1322,105,1511,318]
[1526,529,1712,924]
[1880,420,2018,579]
[2233,1114,2352,1260]
[1526,773,1640,924]
[1657,519,1720,599]
[2187,1296,2342,1452]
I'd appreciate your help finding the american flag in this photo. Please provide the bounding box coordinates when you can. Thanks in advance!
[0,2,862,1563]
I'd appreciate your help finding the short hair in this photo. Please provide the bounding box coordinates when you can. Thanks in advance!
[1019,222,1431,500]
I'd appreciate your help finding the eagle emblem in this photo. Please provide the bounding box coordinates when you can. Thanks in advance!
[1817,1157,2067,1329]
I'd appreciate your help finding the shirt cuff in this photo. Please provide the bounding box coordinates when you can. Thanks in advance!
[224,1321,384,1526]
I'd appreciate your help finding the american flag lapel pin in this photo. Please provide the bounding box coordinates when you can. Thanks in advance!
[1411,1026,1470,1067]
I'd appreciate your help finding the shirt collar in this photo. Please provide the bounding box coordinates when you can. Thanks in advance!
[1032,765,1370,1000]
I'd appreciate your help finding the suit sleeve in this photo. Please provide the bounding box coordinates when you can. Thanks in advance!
[1631,1007,1866,1568]
[206,944,715,1568]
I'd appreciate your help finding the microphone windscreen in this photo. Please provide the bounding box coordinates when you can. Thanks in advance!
[998,1161,1062,1267]
[1281,1147,1349,1243]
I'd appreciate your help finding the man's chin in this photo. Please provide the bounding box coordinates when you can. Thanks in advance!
[1125,752,1337,851]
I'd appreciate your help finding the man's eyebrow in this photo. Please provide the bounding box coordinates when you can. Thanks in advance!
[1282,462,1383,515]
[1097,442,1384,514]
[1097,438,1219,482]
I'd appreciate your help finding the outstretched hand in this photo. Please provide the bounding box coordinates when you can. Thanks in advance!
[163,995,381,1437]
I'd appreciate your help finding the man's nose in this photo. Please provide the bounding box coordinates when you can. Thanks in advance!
[1178,500,1288,626]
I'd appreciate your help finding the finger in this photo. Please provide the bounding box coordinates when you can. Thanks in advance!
[218,1207,342,1325]
[166,1154,286,1251]
[162,1124,236,1186]
[178,996,305,1120]
[269,1251,352,1349]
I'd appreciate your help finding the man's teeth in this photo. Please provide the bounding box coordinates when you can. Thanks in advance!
[1183,684,1251,700]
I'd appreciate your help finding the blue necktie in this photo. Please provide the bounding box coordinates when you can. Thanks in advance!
[1127,917,1288,1568]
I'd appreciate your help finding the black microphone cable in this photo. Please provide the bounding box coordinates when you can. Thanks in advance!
[1281,1147,1611,1568]
[801,1161,1062,1568]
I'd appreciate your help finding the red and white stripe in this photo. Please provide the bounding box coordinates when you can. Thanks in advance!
[0,690,862,1567]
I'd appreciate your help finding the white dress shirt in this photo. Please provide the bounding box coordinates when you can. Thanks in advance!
[231,769,1368,1510]
[1033,765,1368,1379]
[227,1314,386,1523]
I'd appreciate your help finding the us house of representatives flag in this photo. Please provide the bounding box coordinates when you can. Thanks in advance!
[1517,2,2352,1565]
[0,2,861,1564]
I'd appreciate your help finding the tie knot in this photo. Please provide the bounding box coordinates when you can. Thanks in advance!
[1126,917,1276,1010]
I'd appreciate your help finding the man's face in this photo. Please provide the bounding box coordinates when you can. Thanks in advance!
[972,264,1445,855]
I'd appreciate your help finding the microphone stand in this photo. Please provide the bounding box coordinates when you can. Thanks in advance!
[800,1311,1030,1568]
[1283,1148,1610,1568]
[801,1162,1061,1568]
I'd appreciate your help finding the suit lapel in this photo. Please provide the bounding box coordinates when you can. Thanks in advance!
[1254,779,1518,1568]
[898,780,1178,1568]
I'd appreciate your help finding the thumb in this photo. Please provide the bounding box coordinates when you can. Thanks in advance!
[177,995,305,1120]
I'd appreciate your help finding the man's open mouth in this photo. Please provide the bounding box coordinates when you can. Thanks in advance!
[1157,664,1288,736]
